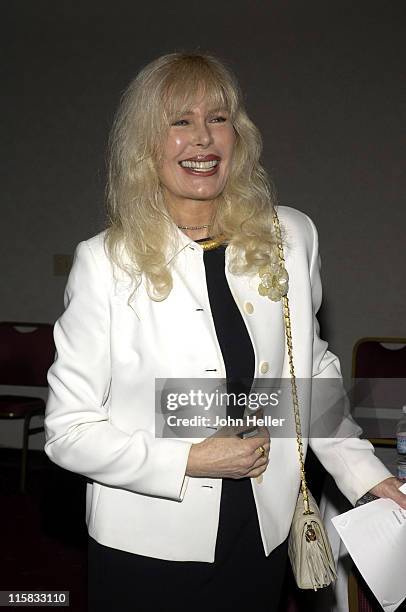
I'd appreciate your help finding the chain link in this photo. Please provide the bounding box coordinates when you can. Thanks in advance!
[272,209,312,515]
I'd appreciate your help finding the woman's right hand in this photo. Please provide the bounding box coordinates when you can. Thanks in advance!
[185,425,270,479]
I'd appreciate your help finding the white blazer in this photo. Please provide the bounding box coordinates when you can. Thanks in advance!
[44,206,391,562]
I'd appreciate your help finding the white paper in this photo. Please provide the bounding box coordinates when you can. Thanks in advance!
[331,483,406,612]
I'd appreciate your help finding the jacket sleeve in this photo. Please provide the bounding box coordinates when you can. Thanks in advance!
[305,216,392,506]
[44,240,192,501]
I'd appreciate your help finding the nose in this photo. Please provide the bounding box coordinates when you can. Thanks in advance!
[192,120,213,147]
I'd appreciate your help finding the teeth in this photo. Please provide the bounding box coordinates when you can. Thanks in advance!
[180,160,219,170]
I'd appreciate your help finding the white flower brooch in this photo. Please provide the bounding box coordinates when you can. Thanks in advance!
[257,248,289,302]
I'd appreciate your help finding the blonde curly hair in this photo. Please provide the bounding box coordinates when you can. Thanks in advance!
[105,52,278,300]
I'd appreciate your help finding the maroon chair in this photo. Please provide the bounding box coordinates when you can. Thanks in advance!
[349,336,406,612]
[352,336,406,447]
[0,322,55,492]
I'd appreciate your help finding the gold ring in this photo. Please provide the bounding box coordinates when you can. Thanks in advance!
[257,445,266,457]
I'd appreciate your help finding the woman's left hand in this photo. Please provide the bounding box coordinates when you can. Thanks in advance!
[369,476,406,509]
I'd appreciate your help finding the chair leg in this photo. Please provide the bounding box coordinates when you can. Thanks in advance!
[20,415,31,493]
[348,566,359,612]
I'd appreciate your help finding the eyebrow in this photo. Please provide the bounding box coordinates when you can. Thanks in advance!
[173,107,229,116]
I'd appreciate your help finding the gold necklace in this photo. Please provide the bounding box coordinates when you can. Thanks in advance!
[177,223,211,230]
[197,234,226,251]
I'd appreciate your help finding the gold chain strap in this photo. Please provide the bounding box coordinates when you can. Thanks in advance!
[272,209,313,515]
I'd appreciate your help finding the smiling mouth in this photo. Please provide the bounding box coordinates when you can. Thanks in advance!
[178,158,220,175]
[179,159,219,170]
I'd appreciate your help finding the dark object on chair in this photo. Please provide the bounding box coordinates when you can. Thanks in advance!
[353,336,406,378]
[0,322,55,493]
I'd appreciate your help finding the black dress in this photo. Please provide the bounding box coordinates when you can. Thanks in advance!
[88,243,288,612]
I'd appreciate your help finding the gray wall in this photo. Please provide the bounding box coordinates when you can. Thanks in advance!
[2,1,405,448]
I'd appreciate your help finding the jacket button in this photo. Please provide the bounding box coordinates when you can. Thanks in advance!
[260,361,269,374]
[244,302,254,314]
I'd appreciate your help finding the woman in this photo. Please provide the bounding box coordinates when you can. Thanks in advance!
[44,53,406,611]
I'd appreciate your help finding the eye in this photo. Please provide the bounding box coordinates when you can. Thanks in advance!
[209,115,227,123]
[171,119,189,127]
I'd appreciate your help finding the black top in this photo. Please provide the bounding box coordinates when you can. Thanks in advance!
[201,241,257,503]
[202,243,255,419]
